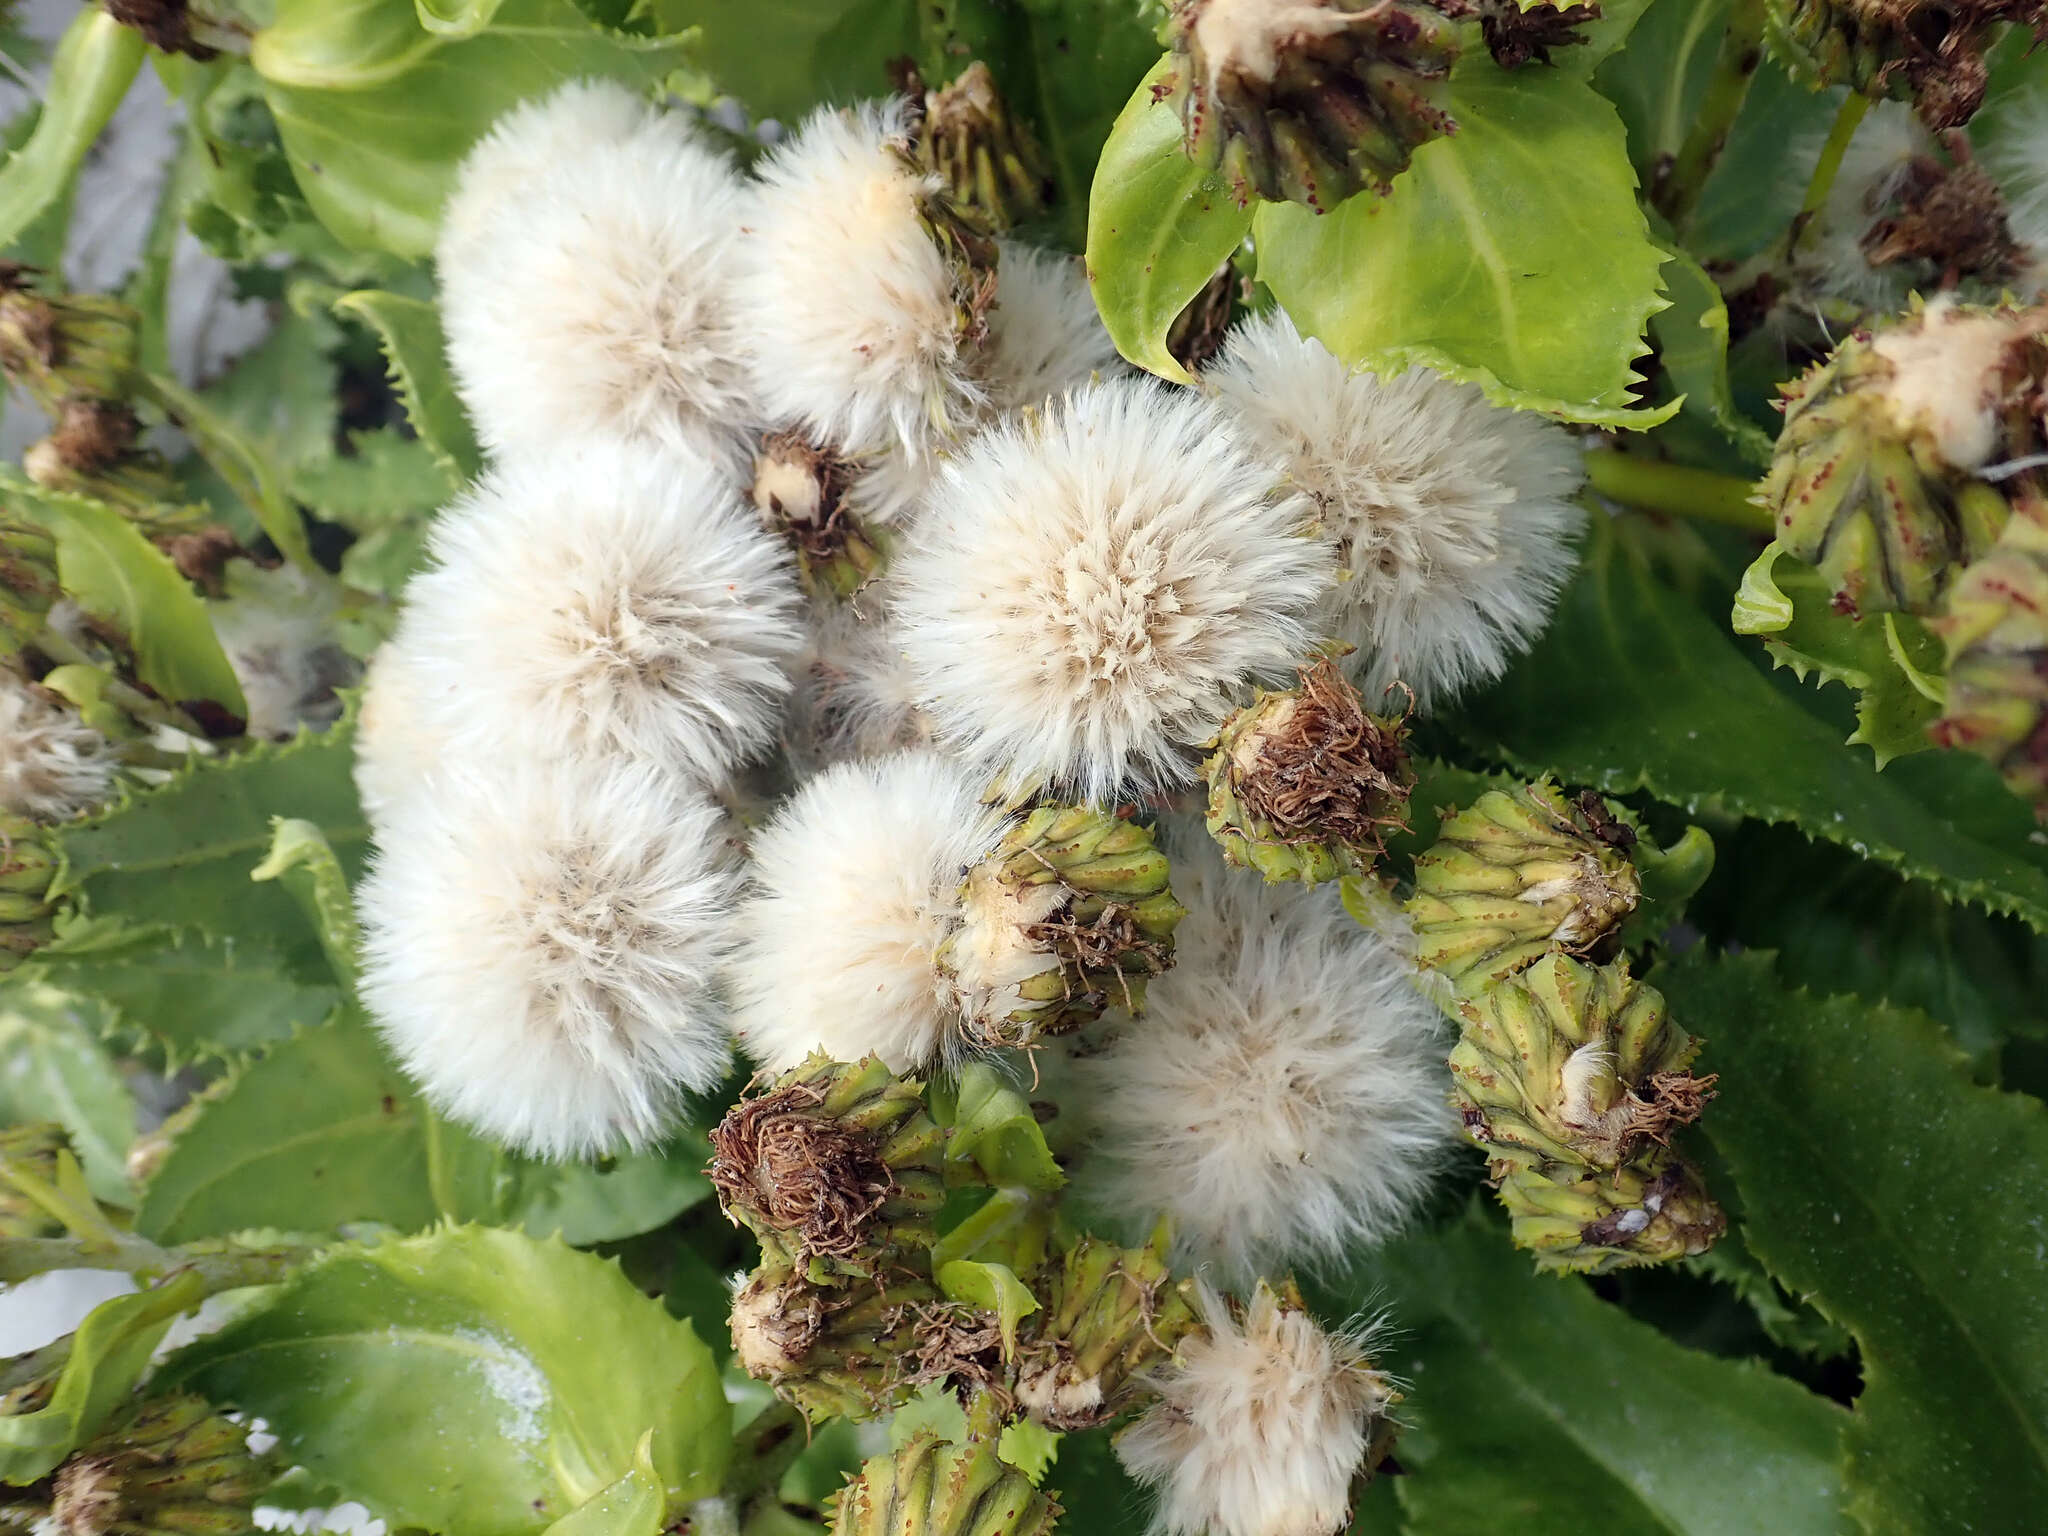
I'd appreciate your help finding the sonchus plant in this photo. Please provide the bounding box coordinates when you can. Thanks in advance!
[2,3,2045,1535]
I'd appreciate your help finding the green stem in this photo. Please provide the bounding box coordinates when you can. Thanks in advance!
[1657,0,1769,229]
[961,1388,1008,1444]
[1585,452,1771,533]
[0,1232,309,1290]
[1785,91,1872,259]
[724,1399,808,1504]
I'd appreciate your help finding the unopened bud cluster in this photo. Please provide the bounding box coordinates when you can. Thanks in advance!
[1407,781,1724,1270]
[1765,0,2047,129]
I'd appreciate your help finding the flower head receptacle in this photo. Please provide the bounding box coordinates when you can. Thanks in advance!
[1015,1232,1198,1431]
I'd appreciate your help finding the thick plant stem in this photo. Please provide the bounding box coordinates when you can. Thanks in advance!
[1657,0,1769,229]
[1585,452,1771,533]
[0,1232,308,1289]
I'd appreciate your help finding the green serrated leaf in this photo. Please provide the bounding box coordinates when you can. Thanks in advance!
[1324,1205,1848,1535]
[941,1063,1065,1193]
[1651,240,1774,469]
[29,921,339,1068]
[1253,58,1673,427]
[0,1269,207,1485]
[1085,56,1250,385]
[1659,951,2048,1535]
[161,1225,731,1533]
[332,289,482,481]
[1732,541,1944,767]
[49,722,367,970]
[514,1135,714,1247]
[0,12,143,252]
[290,427,457,530]
[0,978,136,1206]
[1452,516,2048,932]
[142,364,322,575]
[134,1009,515,1243]
[936,1259,1038,1357]
[661,0,916,128]
[544,1432,665,1536]
[6,472,247,717]
[251,817,361,993]
[253,0,700,261]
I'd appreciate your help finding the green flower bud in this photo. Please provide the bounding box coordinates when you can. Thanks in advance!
[731,1263,938,1423]
[1204,657,1413,886]
[49,1394,274,1536]
[1,812,59,971]
[752,432,888,601]
[938,804,1186,1050]
[1406,780,1641,992]
[1931,499,2048,811]
[1015,1233,1197,1431]
[1164,0,1462,210]
[0,1122,72,1239]
[1765,0,2045,129]
[1761,302,2043,616]
[0,269,142,419]
[914,62,1055,236]
[831,1413,1057,1536]
[710,1054,946,1285]
[1496,1145,1727,1273]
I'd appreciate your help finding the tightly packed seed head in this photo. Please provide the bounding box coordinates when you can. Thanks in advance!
[1014,1233,1197,1431]
[1204,656,1413,885]
[1118,1280,1399,1536]
[939,802,1186,1049]
[753,431,888,600]
[1766,0,2048,128]
[48,1394,273,1536]
[1761,301,2046,616]
[913,61,1056,234]
[710,1053,946,1283]
[1164,0,1463,209]
[1450,954,1722,1271]
[833,1415,1060,1536]
[893,377,1329,805]
[731,1263,940,1422]
[0,809,58,970]
[1931,496,2048,811]
[1076,834,1453,1282]
[1207,312,1586,710]
[1407,780,1641,992]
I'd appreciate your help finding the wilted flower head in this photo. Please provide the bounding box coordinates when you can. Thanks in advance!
[208,562,360,743]
[727,750,1008,1073]
[1208,311,1585,710]
[1118,1280,1399,1536]
[358,756,737,1159]
[392,437,802,786]
[736,99,992,461]
[0,672,116,822]
[439,80,757,472]
[1076,834,1450,1282]
[893,377,1328,804]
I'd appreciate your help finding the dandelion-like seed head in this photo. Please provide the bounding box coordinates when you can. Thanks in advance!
[394,439,803,786]
[982,241,1123,411]
[358,757,738,1159]
[726,750,1008,1072]
[894,377,1329,804]
[0,671,116,822]
[1118,1280,1398,1536]
[1076,832,1452,1282]
[1208,311,1585,710]
[439,82,756,471]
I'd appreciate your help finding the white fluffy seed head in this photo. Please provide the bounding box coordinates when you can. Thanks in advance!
[1208,311,1585,711]
[983,241,1124,410]
[726,751,1007,1073]
[393,437,803,787]
[1986,93,2048,297]
[439,82,756,472]
[0,672,117,822]
[1792,101,1936,318]
[1119,1281,1396,1536]
[1075,833,1452,1282]
[208,564,359,743]
[737,99,988,459]
[357,756,739,1159]
[893,377,1328,805]
[783,595,934,774]
[352,642,442,825]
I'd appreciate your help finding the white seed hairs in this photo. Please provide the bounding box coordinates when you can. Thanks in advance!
[982,240,1124,410]
[736,99,989,462]
[1209,310,1586,711]
[726,750,1009,1073]
[207,563,359,743]
[0,671,117,822]
[1118,1281,1398,1536]
[1076,833,1454,1283]
[893,376,1330,805]
[438,80,758,473]
[357,755,738,1160]
[389,437,803,788]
